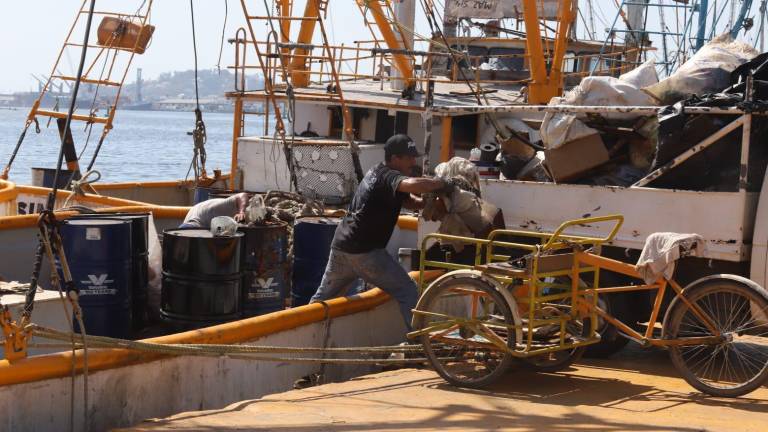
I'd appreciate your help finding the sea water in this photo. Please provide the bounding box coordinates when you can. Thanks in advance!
[0,108,264,185]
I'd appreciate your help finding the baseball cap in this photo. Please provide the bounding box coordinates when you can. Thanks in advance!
[385,134,421,158]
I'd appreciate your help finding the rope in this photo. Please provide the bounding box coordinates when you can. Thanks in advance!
[30,325,429,364]
[187,0,208,183]
[62,169,101,208]
[216,0,229,73]
[0,121,32,180]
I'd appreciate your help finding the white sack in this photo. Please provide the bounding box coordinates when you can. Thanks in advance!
[619,59,659,88]
[646,34,757,104]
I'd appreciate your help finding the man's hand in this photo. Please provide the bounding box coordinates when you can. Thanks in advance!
[234,212,246,223]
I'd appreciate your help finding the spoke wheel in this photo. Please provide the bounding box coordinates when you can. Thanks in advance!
[414,271,516,389]
[665,275,768,397]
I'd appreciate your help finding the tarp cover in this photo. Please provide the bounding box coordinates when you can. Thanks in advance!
[646,34,758,105]
[445,0,561,20]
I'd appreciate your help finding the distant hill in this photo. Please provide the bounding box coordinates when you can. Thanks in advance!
[121,69,263,103]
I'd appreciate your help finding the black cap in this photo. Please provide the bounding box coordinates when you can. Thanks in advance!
[385,134,421,158]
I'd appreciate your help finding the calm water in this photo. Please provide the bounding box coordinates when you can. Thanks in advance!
[0,109,263,185]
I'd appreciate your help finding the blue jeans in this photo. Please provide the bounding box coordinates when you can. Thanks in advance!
[310,248,418,330]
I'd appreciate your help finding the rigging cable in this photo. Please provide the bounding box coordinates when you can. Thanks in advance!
[187,0,208,183]
[22,1,99,430]
[217,0,229,73]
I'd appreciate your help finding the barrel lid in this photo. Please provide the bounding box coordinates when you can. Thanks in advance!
[166,229,244,238]
[63,219,131,226]
[295,216,341,225]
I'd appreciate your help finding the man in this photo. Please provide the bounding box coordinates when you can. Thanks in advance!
[310,134,449,330]
[180,192,250,228]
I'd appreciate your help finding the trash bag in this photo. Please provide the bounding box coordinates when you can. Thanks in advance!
[579,164,646,187]
[646,34,758,105]
[649,93,768,191]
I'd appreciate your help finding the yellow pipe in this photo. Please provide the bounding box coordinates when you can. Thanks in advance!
[548,0,575,95]
[0,271,444,386]
[0,179,18,202]
[366,0,415,88]
[440,117,453,162]
[397,215,418,231]
[230,98,244,190]
[279,0,292,57]
[0,205,189,230]
[289,0,320,87]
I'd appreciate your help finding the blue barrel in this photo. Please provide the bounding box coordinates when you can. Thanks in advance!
[60,219,133,339]
[239,223,290,317]
[161,229,243,327]
[70,213,150,330]
[291,217,340,306]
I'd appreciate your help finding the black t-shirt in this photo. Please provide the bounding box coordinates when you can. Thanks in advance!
[332,163,408,253]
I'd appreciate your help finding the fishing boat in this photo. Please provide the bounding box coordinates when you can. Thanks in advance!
[2,0,768,430]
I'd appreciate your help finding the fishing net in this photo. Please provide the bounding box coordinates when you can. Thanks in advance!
[291,143,359,205]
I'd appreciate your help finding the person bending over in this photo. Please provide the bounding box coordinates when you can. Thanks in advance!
[309,134,450,330]
[180,192,250,229]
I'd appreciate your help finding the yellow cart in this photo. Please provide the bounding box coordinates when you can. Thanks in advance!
[410,215,768,397]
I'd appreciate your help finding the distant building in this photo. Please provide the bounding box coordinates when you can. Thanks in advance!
[153,98,233,112]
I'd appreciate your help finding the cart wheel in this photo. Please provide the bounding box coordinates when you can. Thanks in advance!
[414,271,516,389]
[664,275,768,397]
[521,317,587,373]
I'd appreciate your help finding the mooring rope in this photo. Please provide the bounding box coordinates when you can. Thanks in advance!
[30,325,429,364]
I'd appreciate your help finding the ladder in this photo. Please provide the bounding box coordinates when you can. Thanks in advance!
[239,0,364,181]
[1,0,155,180]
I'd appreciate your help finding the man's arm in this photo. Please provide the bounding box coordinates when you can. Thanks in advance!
[233,192,250,222]
[397,177,446,195]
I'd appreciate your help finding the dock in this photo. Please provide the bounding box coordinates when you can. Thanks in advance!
[126,346,768,431]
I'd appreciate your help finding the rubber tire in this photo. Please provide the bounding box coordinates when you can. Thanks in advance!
[664,275,768,397]
[522,343,586,373]
[415,272,517,389]
[583,293,631,358]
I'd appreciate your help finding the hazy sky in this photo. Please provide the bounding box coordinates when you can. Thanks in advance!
[0,0,377,93]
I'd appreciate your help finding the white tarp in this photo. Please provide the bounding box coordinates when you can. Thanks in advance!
[541,62,659,150]
[646,34,758,104]
[445,0,561,20]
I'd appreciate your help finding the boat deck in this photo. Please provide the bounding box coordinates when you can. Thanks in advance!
[125,346,768,431]
[227,79,526,112]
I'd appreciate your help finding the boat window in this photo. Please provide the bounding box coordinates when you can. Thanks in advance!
[375,110,409,143]
[328,106,343,139]
[452,115,479,150]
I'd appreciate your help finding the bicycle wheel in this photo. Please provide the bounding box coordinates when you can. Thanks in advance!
[414,270,516,389]
[665,275,768,397]
[521,302,588,372]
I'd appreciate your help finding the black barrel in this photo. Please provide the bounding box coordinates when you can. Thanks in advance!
[161,229,243,326]
[291,217,340,306]
[239,223,290,317]
[70,213,150,330]
[60,219,133,338]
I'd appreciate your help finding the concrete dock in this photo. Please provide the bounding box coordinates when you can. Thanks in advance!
[126,346,768,431]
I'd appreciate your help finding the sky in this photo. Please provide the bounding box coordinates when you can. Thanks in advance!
[0,0,378,93]
[0,0,757,94]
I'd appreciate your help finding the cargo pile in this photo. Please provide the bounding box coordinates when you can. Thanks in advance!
[495,35,768,192]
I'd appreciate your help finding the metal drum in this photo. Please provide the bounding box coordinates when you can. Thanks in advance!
[71,213,150,330]
[239,223,290,317]
[291,217,340,306]
[161,229,243,326]
[60,219,133,338]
